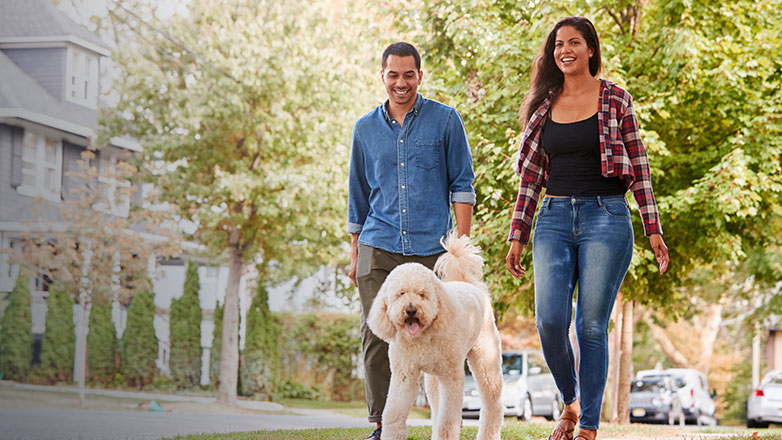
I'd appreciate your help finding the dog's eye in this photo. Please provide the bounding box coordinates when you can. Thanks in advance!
[417,291,426,298]
[397,291,405,298]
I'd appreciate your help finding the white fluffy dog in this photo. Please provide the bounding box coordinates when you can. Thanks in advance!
[367,232,503,440]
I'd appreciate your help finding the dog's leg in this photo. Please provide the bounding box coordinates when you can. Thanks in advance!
[433,372,465,440]
[424,373,440,433]
[381,372,419,440]
[468,336,504,440]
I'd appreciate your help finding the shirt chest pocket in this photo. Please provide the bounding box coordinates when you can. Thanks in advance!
[415,139,442,170]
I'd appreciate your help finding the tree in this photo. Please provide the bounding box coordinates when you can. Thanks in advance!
[170,261,202,388]
[13,151,179,405]
[120,290,157,387]
[103,0,376,405]
[87,302,118,383]
[38,284,75,382]
[240,283,280,399]
[0,274,33,380]
[385,0,782,422]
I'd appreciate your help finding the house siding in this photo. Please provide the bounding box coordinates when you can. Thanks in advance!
[3,48,66,101]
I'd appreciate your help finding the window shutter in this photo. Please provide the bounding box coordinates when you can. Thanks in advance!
[8,125,24,189]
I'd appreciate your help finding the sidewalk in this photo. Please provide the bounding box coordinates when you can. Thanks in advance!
[0,380,285,412]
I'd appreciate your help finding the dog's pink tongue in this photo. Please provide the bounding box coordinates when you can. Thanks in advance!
[406,321,419,335]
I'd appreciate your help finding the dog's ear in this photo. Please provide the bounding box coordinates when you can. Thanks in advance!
[367,284,396,341]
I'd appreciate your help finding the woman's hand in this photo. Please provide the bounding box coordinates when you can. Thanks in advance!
[649,234,669,274]
[506,240,526,278]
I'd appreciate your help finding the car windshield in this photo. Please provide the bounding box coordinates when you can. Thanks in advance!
[762,371,782,384]
[632,379,666,393]
[503,354,523,376]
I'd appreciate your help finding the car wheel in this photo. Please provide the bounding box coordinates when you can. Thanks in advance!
[747,417,757,428]
[517,396,533,421]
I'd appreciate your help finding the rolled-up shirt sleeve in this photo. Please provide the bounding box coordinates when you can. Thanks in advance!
[445,109,476,205]
[347,124,370,234]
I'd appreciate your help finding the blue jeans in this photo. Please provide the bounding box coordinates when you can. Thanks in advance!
[532,195,634,430]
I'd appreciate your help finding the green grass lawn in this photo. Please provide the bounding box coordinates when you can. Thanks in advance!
[161,420,782,440]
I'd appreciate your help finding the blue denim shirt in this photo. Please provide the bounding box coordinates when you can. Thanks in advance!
[347,94,476,256]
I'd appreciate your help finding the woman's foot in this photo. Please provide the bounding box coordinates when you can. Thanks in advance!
[549,403,580,440]
[575,428,597,440]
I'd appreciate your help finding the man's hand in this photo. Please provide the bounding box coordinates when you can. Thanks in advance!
[649,234,669,274]
[506,239,526,278]
[349,233,359,287]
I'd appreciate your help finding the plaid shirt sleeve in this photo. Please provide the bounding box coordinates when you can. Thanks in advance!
[508,106,548,245]
[619,94,663,237]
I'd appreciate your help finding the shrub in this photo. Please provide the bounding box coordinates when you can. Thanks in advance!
[240,284,280,399]
[120,290,157,387]
[0,275,33,380]
[210,302,223,386]
[87,302,118,383]
[170,261,202,388]
[38,285,74,382]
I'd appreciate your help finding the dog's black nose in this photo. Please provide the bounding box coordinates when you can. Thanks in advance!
[405,304,417,316]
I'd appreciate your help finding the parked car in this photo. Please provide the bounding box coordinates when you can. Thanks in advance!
[637,368,717,425]
[747,370,782,428]
[629,376,685,425]
[463,350,561,420]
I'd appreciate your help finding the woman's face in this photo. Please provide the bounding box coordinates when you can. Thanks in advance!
[553,25,593,76]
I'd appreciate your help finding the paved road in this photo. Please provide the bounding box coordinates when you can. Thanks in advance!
[0,406,472,440]
[0,407,376,440]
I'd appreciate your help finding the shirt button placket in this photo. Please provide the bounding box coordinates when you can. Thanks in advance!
[398,136,410,255]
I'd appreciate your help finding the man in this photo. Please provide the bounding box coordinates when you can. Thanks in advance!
[346,42,475,440]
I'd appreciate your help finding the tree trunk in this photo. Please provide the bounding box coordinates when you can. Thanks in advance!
[217,233,242,406]
[616,299,634,424]
[696,304,723,375]
[648,322,691,368]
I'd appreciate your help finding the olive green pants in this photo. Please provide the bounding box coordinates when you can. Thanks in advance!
[357,244,443,423]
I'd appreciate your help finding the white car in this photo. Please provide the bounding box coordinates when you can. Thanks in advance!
[747,370,782,428]
[636,368,717,425]
[463,350,561,420]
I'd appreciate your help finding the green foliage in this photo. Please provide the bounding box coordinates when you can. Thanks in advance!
[103,0,376,285]
[120,290,158,387]
[87,302,118,383]
[170,261,203,389]
[720,356,752,426]
[386,0,782,318]
[38,285,74,382]
[240,284,280,399]
[273,379,324,401]
[0,275,33,380]
[279,312,361,402]
[209,302,222,386]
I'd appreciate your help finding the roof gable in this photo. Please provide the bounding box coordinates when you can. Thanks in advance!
[0,0,110,55]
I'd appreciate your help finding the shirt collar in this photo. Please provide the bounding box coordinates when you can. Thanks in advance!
[382,93,424,121]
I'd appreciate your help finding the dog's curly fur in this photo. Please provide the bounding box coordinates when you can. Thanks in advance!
[367,232,503,440]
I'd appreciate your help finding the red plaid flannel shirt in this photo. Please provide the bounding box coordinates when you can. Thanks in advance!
[508,79,663,245]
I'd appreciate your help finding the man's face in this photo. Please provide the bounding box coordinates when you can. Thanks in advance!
[381,55,422,107]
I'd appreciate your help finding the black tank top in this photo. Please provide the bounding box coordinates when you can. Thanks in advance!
[541,112,626,196]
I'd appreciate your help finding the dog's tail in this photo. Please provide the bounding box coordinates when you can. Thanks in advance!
[434,230,484,286]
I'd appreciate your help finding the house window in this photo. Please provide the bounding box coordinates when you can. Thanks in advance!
[66,47,99,108]
[17,131,62,201]
[95,151,130,217]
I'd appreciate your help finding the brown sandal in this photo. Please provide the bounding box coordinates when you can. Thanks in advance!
[574,429,597,440]
[548,410,579,440]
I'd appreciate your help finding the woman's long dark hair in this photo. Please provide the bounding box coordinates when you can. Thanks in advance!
[518,16,602,128]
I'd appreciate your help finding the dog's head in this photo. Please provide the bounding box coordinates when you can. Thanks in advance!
[367,262,441,342]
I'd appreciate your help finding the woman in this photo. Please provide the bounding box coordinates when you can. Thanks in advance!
[505,16,670,440]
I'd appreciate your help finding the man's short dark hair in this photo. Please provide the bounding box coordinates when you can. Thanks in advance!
[381,42,421,71]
